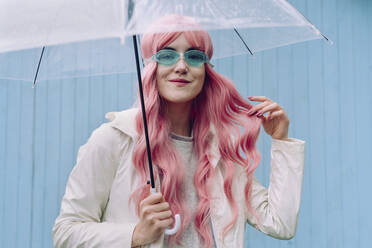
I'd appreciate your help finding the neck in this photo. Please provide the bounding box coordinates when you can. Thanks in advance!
[163,101,193,137]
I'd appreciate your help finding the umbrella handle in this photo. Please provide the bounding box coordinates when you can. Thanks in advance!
[164,214,181,235]
[149,188,181,236]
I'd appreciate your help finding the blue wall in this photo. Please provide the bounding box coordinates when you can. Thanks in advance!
[1,0,371,247]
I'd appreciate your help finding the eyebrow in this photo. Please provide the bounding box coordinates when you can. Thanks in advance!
[162,47,199,52]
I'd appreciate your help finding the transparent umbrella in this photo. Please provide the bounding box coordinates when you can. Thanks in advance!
[0,0,330,241]
[0,0,329,83]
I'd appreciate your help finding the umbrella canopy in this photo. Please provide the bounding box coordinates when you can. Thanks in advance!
[0,0,127,52]
[126,0,327,53]
[0,0,329,82]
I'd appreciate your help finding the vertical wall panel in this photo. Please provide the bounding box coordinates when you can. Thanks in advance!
[338,0,359,247]
[323,0,344,247]
[89,77,104,131]
[4,82,21,248]
[306,0,328,247]
[31,80,47,248]
[0,76,8,247]
[73,81,90,156]
[15,83,34,248]
[43,80,62,248]
[353,1,372,247]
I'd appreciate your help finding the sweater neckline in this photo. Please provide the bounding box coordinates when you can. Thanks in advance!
[170,132,193,142]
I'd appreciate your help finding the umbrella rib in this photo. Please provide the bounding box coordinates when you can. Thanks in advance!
[281,0,331,43]
[206,0,254,56]
[33,46,46,87]
[233,28,254,56]
[132,35,156,189]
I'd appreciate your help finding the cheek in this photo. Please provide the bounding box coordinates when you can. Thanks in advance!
[156,67,168,86]
[156,66,165,81]
[194,69,206,91]
[155,67,171,98]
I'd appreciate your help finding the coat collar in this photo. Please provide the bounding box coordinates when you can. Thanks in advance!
[105,108,221,168]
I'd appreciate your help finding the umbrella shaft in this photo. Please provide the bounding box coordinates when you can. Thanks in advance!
[132,35,156,190]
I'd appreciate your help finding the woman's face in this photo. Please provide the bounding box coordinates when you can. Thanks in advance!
[156,33,206,105]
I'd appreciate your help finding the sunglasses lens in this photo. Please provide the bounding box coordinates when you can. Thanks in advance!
[184,50,207,67]
[155,50,179,65]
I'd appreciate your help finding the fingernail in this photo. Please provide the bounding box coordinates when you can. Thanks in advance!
[256,112,262,117]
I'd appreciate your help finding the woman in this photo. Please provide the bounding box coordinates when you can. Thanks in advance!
[52,15,305,248]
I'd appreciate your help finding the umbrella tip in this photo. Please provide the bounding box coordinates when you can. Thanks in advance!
[321,33,333,45]
[326,39,334,45]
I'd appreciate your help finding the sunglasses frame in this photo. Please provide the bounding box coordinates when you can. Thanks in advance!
[152,49,210,67]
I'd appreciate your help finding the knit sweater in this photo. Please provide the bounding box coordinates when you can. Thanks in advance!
[163,133,216,247]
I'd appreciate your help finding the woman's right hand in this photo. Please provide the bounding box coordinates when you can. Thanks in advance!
[131,193,174,247]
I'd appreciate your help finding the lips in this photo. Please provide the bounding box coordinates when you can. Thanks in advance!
[169,78,191,84]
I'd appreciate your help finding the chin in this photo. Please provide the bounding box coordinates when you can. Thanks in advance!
[162,95,196,104]
[166,98,194,104]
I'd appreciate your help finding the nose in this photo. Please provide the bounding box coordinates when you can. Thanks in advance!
[174,56,188,74]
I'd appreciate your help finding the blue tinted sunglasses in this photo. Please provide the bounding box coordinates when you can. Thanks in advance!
[152,49,210,67]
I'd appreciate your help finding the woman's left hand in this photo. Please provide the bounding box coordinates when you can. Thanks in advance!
[248,96,289,140]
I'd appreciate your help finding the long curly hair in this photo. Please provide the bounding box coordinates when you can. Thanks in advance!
[131,15,261,247]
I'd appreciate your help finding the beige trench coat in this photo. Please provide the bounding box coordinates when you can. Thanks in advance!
[52,108,305,248]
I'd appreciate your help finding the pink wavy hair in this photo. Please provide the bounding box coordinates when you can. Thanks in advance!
[131,15,261,247]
